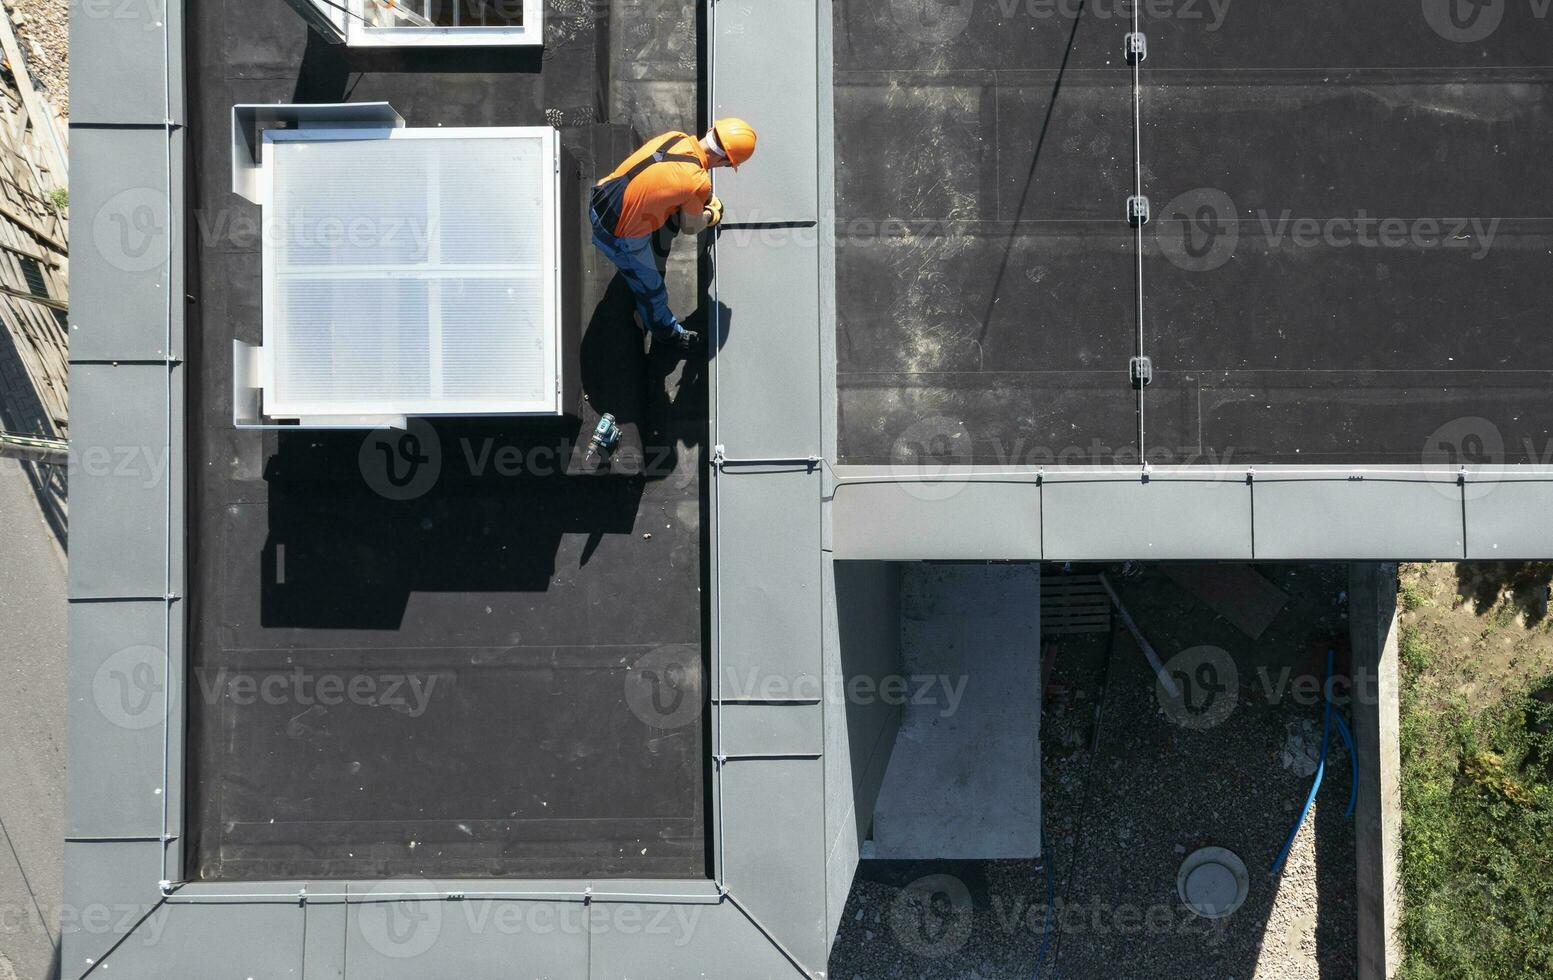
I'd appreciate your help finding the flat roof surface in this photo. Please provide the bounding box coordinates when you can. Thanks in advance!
[184,1,711,880]
[834,3,1553,465]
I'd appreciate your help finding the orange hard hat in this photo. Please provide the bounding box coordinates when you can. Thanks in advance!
[711,118,757,168]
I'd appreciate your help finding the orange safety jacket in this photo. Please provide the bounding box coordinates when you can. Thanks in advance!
[591,132,712,239]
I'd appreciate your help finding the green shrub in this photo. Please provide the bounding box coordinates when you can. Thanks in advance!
[1399,680,1553,978]
[1400,625,1435,674]
[1401,582,1432,612]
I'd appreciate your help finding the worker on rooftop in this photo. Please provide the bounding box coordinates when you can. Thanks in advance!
[590,119,757,352]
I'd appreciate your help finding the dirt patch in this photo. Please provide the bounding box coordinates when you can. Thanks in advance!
[1398,562,1553,714]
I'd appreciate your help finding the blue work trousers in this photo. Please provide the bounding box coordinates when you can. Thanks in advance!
[589,206,683,337]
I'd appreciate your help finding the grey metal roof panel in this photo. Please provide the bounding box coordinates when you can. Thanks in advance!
[712,231,822,460]
[719,702,823,758]
[66,599,177,839]
[1252,476,1465,559]
[60,839,163,979]
[825,465,1504,559]
[720,757,828,972]
[1042,475,1254,560]
[68,0,184,125]
[343,896,587,979]
[589,899,807,980]
[830,468,1041,560]
[93,901,305,979]
[711,0,818,223]
[303,901,347,980]
[1465,478,1553,558]
[65,363,182,599]
[715,467,822,694]
[67,126,183,361]
[815,0,838,465]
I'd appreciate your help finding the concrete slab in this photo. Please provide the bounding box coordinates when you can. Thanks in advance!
[871,563,1041,859]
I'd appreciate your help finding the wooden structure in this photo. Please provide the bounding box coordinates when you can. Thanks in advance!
[1040,572,1112,636]
[0,6,68,533]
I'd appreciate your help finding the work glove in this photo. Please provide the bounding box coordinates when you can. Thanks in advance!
[704,195,724,228]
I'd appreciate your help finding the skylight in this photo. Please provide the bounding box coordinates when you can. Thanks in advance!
[239,124,561,426]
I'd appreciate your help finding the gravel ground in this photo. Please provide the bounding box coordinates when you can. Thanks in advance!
[828,564,1358,980]
[4,0,67,115]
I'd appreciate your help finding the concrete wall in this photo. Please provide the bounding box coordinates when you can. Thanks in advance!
[1349,562,1403,980]
[823,559,903,946]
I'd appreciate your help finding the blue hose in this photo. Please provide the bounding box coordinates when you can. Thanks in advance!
[1330,710,1359,818]
[1035,845,1054,977]
[1270,648,1358,875]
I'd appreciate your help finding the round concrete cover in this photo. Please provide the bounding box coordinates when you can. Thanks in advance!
[1177,847,1249,919]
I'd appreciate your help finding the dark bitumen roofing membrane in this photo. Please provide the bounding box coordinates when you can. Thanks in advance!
[183,1,710,880]
[834,1,1553,466]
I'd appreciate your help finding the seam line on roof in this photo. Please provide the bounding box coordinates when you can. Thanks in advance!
[68,595,180,604]
[76,899,167,979]
[721,753,822,761]
[68,122,185,131]
[725,890,817,979]
[1249,478,1258,558]
[1460,478,1470,557]
[718,221,817,230]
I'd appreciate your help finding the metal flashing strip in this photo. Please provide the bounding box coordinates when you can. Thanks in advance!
[65,0,187,971]
[829,465,1553,560]
[709,0,820,223]
[69,0,186,126]
[706,0,831,973]
[67,126,186,362]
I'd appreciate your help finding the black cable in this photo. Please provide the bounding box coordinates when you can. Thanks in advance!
[307,0,371,25]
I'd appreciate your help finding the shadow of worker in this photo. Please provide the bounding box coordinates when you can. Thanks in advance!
[580,220,720,480]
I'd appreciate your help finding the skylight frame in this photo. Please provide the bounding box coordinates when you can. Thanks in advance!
[258,125,562,421]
